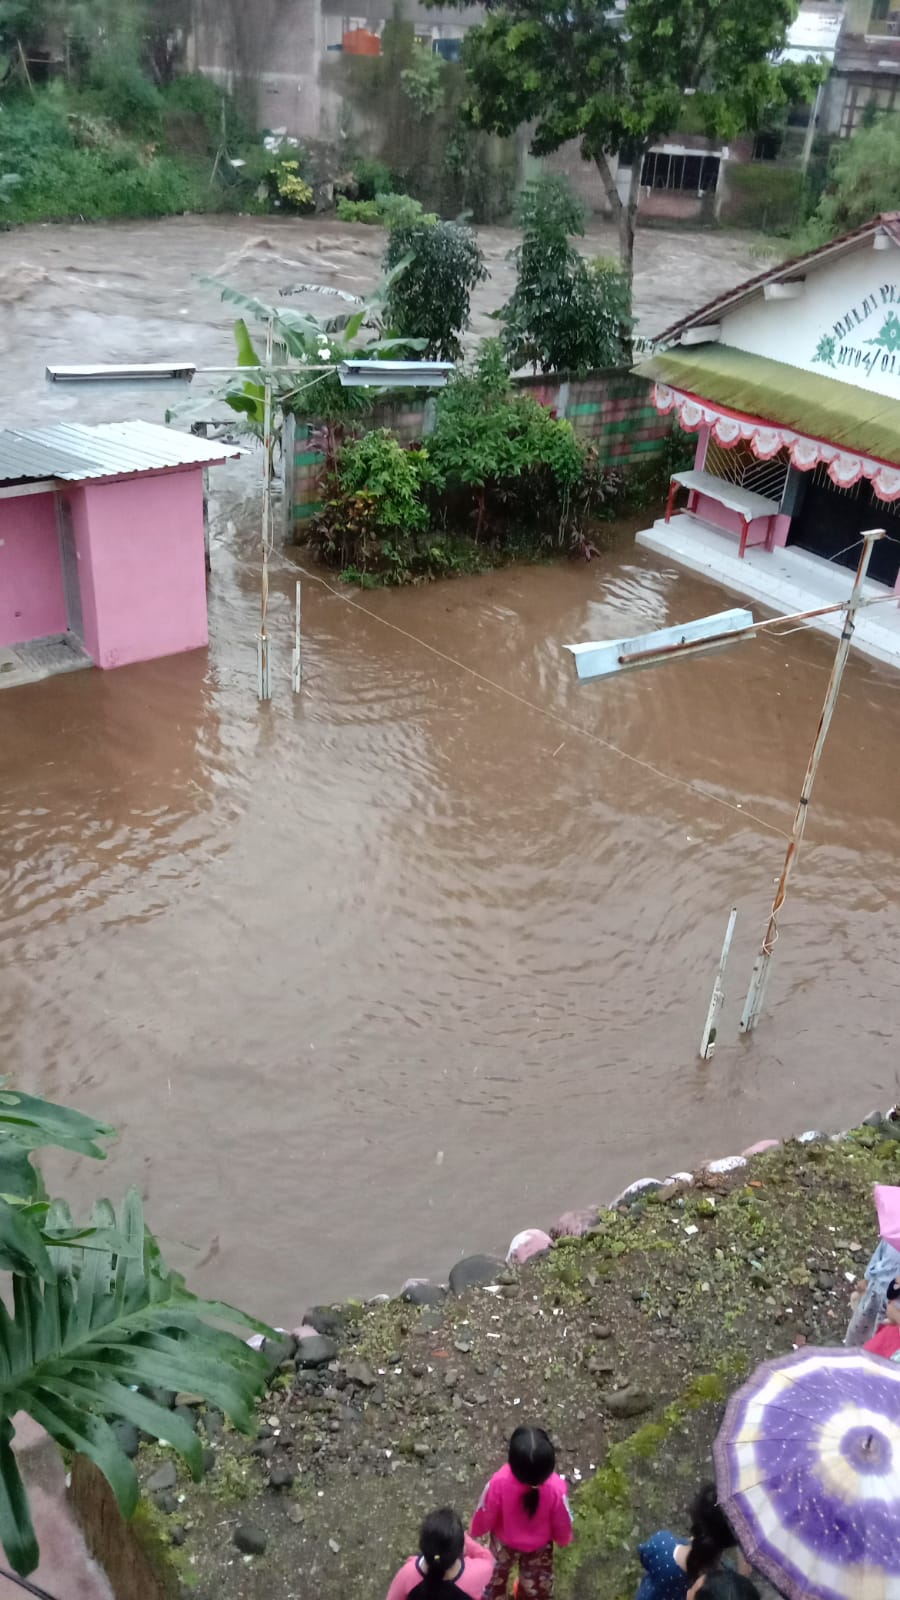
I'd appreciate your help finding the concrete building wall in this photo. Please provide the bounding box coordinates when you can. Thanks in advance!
[72,470,208,671]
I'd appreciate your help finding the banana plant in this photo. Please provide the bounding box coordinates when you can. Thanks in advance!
[168,269,426,452]
[0,1085,269,1576]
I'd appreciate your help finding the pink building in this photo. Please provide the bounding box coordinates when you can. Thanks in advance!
[0,421,237,685]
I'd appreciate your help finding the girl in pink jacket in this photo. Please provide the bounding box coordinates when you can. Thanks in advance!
[471,1426,573,1600]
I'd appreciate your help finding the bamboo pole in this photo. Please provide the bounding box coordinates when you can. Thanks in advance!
[257,317,274,702]
[740,529,885,1033]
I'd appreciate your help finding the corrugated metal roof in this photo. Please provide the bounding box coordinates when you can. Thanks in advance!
[0,420,239,487]
[636,343,900,464]
[654,214,900,347]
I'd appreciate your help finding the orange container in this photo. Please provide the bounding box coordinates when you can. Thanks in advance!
[342,27,380,53]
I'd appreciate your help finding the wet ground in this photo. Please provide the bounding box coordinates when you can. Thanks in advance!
[2,217,899,1323]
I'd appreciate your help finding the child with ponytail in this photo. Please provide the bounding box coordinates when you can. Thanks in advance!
[386,1507,495,1599]
[471,1425,573,1600]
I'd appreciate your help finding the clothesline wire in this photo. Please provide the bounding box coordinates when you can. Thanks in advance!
[0,1566,59,1600]
[284,558,793,842]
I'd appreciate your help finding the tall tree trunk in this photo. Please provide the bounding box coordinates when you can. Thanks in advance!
[591,148,646,291]
[593,150,640,358]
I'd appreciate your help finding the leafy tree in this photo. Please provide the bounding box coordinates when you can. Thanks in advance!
[0,1083,267,1576]
[798,115,900,248]
[431,0,821,281]
[499,174,632,373]
[384,219,487,360]
[400,45,445,118]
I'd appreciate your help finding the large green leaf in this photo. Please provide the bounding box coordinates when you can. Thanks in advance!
[0,1189,270,1575]
[0,1201,55,1283]
[0,1085,113,1201]
[0,1420,36,1578]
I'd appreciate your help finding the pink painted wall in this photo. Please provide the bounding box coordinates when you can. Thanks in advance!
[0,492,67,648]
[75,469,208,669]
[64,489,100,663]
[692,490,773,547]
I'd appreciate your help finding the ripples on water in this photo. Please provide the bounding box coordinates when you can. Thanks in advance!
[1,219,900,1318]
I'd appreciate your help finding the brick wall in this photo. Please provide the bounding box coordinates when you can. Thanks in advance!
[287,370,669,534]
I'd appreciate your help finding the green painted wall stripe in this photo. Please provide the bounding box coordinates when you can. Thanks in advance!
[295,450,326,467]
[293,502,323,519]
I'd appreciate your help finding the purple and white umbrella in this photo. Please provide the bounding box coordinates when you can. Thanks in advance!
[714,1347,900,1600]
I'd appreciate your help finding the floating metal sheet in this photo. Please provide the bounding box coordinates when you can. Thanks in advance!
[0,420,239,486]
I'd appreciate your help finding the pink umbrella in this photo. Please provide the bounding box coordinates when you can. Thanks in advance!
[874,1184,900,1252]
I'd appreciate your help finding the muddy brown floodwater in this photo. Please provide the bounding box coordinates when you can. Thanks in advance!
[1,216,900,1323]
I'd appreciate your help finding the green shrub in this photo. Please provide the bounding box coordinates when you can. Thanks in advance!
[337,429,431,532]
[377,191,436,229]
[335,191,436,227]
[795,115,900,249]
[0,98,71,170]
[308,431,434,581]
[429,341,584,498]
[336,195,381,223]
[163,73,249,147]
[6,146,199,222]
[0,88,210,224]
[86,54,164,136]
[400,47,445,118]
[500,174,632,374]
[383,218,485,360]
[721,162,805,234]
[351,155,395,199]
[270,158,314,212]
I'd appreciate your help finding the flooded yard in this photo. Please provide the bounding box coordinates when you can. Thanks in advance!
[2,216,898,1323]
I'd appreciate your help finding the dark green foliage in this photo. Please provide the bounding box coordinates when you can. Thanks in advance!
[0,95,201,222]
[336,192,436,227]
[431,0,822,276]
[0,78,256,224]
[308,431,439,581]
[400,46,445,118]
[307,342,630,581]
[797,115,900,249]
[428,340,584,493]
[336,430,432,532]
[721,162,805,234]
[162,73,250,156]
[86,54,164,135]
[499,175,632,374]
[383,219,487,360]
[351,155,395,199]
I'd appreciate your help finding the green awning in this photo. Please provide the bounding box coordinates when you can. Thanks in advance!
[636,344,900,465]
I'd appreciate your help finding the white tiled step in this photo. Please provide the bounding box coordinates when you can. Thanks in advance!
[637,514,900,670]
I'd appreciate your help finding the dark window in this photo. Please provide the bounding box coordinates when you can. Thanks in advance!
[640,151,720,193]
[840,74,900,136]
[752,129,784,161]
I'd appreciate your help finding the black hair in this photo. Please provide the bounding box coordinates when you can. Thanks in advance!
[685,1484,737,1582]
[417,1508,464,1597]
[887,1277,900,1302]
[698,1572,760,1600]
[508,1425,556,1519]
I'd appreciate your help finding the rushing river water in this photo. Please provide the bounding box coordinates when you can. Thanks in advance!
[2,217,899,1322]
